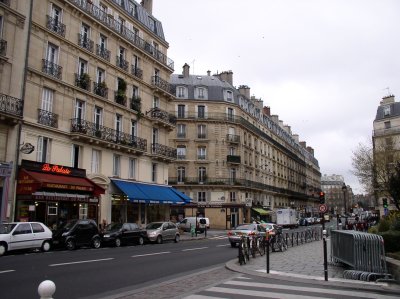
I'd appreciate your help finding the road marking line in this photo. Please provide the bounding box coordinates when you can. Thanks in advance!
[131,251,171,258]
[216,244,230,247]
[0,270,15,274]
[182,247,208,251]
[49,258,114,267]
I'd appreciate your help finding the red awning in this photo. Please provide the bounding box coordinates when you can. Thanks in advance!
[17,169,105,197]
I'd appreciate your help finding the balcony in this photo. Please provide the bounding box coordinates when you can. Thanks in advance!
[75,73,91,91]
[93,82,108,98]
[78,34,94,52]
[38,109,58,128]
[177,132,186,139]
[197,155,206,160]
[177,154,186,160]
[70,118,147,154]
[114,91,127,106]
[152,76,173,95]
[131,65,143,79]
[130,96,142,113]
[116,56,129,72]
[0,93,23,124]
[147,107,176,130]
[373,125,400,137]
[96,44,110,61]
[227,155,241,164]
[226,134,240,143]
[68,0,174,70]
[42,59,62,80]
[151,143,176,162]
[0,39,6,56]
[46,15,66,37]
[0,0,10,6]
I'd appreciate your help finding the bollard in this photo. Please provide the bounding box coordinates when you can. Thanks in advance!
[38,280,56,299]
[322,229,328,281]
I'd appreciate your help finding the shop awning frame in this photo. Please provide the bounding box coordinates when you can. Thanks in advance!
[252,207,269,215]
[111,179,191,204]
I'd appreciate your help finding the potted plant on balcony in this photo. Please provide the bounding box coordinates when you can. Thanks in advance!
[116,78,127,105]
[79,73,90,90]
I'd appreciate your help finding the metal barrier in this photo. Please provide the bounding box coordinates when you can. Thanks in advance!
[330,230,392,281]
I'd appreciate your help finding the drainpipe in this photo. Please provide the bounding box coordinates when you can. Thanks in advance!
[10,0,34,221]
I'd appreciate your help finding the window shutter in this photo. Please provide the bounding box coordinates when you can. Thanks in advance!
[37,137,43,162]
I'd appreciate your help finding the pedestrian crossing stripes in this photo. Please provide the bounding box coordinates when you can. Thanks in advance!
[183,275,400,299]
[208,235,228,240]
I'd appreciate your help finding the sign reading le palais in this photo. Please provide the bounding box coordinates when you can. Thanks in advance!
[42,163,71,175]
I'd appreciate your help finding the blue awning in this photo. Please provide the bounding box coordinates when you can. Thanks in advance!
[111,179,191,204]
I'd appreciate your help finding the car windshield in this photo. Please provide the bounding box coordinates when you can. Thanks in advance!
[234,224,254,230]
[0,224,17,234]
[146,222,162,229]
[105,223,122,231]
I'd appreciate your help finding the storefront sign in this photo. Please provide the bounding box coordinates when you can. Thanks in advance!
[21,160,86,177]
[42,163,71,175]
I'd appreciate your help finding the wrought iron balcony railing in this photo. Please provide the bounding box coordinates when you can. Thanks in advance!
[0,93,23,117]
[78,34,94,52]
[226,134,240,143]
[227,155,241,164]
[147,107,177,126]
[131,65,143,79]
[197,133,207,139]
[38,109,58,128]
[114,91,127,106]
[46,15,66,37]
[42,59,62,80]
[71,118,147,152]
[93,82,108,98]
[0,0,11,6]
[152,76,172,94]
[130,96,141,112]
[151,143,177,159]
[75,73,91,91]
[0,39,7,56]
[177,132,186,138]
[177,154,186,160]
[197,155,206,160]
[116,56,129,72]
[68,0,174,70]
[373,125,400,137]
[96,44,110,61]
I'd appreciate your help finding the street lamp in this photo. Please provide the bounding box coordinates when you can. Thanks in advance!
[342,183,347,216]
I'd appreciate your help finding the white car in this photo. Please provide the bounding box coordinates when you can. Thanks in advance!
[0,222,53,256]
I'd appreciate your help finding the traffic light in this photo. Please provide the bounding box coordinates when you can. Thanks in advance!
[319,192,325,204]
[383,198,388,208]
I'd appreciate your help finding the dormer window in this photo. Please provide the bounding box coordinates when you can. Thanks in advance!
[177,86,187,98]
[225,90,233,102]
[384,105,391,117]
[195,87,207,99]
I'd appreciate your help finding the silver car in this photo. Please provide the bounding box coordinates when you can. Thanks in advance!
[227,223,266,247]
[146,222,180,244]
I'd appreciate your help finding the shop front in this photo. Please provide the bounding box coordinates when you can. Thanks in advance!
[16,160,104,229]
[110,179,191,225]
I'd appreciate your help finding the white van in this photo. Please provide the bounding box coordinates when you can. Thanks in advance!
[179,217,210,232]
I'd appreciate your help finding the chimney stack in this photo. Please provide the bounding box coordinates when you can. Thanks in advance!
[141,0,153,14]
[182,63,190,78]
[300,141,307,148]
[207,70,211,76]
[218,70,233,85]
[263,106,271,116]
[238,85,250,99]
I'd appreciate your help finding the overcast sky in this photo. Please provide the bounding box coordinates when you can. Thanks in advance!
[153,0,400,194]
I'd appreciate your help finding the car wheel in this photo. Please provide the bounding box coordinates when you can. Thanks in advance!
[174,234,180,243]
[92,237,101,249]
[66,239,76,250]
[0,243,7,256]
[41,241,51,252]
[138,236,144,246]
[115,238,121,247]
[156,235,163,244]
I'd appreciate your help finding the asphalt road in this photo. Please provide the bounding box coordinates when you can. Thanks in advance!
[0,236,236,299]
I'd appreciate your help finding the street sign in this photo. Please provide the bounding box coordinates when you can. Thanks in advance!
[319,204,328,213]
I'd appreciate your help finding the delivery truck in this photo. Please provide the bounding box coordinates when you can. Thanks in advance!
[276,208,298,228]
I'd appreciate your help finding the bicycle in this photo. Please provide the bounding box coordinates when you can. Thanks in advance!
[238,235,250,265]
[250,235,265,258]
[270,228,288,252]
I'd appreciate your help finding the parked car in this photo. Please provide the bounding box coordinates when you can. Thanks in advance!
[299,218,309,226]
[178,217,210,232]
[145,221,180,244]
[0,222,53,256]
[52,219,101,250]
[260,223,280,234]
[227,223,266,247]
[102,222,146,247]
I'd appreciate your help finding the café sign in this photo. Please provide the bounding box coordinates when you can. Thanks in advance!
[42,163,72,175]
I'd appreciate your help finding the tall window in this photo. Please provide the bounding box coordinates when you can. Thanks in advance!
[197,124,206,139]
[226,90,233,102]
[99,34,107,50]
[0,16,3,39]
[132,85,139,98]
[41,88,53,112]
[152,128,159,153]
[227,107,234,121]
[197,87,205,99]
[177,146,186,160]
[131,120,137,137]
[197,146,206,160]
[229,168,237,183]
[198,167,206,183]
[229,147,236,155]
[177,167,186,183]
[119,46,125,61]
[197,105,205,119]
[46,43,59,64]
[115,114,122,139]
[230,191,236,202]
[198,191,206,202]
[51,4,62,25]
[96,67,105,83]
[384,105,391,116]
[72,144,81,168]
[37,137,50,163]
[113,154,121,177]
[74,99,85,121]
[178,105,185,118]
[91,149,100,173]
[177,124,186,138]
[132,55,139,69]
[128,158,136,179]
[81,23,90,40]
[177,87,185,98]
[94,106,103,129]
[152,163,157,183]
[78,58,88,75]
[153,96,159,108]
